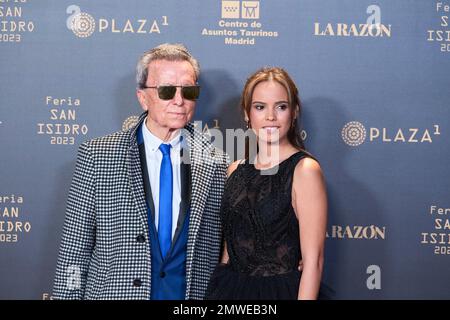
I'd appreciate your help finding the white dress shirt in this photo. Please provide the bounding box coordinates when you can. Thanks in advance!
[141,119,182,239]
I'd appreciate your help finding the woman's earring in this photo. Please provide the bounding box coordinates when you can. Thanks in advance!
[245,119,250,129]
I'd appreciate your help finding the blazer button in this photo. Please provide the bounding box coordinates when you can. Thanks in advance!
[136,234,146,243]
[160,272,166,278]
[133,279,142,287]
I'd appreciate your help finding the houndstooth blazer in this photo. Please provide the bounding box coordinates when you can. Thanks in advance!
[53,112,228,300]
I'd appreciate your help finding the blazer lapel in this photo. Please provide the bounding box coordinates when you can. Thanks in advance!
[128,113,151,241]
[184,124,216,280]
[172,147,191,246]
[138,140,156,223]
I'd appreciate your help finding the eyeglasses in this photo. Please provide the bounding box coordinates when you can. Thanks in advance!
[142,85,200,101]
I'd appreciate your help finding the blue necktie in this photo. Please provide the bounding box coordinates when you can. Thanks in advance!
[158,143,173,259]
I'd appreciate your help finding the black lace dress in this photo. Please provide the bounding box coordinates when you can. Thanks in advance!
[206,151,317,300]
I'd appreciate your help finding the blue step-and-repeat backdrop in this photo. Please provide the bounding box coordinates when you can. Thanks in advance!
[1,0,449,299]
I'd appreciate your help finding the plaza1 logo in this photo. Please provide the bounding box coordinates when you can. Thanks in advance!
[201,0,279,46]
[0,0,35,43]
[122,115,140,132]
[66,5,169,38]
[341,121,441,146]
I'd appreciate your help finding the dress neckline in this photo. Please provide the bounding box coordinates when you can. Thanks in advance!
[249,150,303,172]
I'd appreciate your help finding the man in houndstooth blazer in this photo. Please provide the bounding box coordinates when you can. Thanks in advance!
[53,44,228,300]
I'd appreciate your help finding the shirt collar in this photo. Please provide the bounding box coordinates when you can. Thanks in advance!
[141,117,183,153]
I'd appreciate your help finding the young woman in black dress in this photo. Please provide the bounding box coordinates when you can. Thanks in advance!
[206,67,328,300]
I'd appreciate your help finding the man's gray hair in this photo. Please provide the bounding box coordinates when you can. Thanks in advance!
[136,43,200,89]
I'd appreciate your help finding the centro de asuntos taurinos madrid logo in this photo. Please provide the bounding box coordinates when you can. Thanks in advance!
[342,121,367,146]
[201,1,278,46]
[222,1,260,19]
